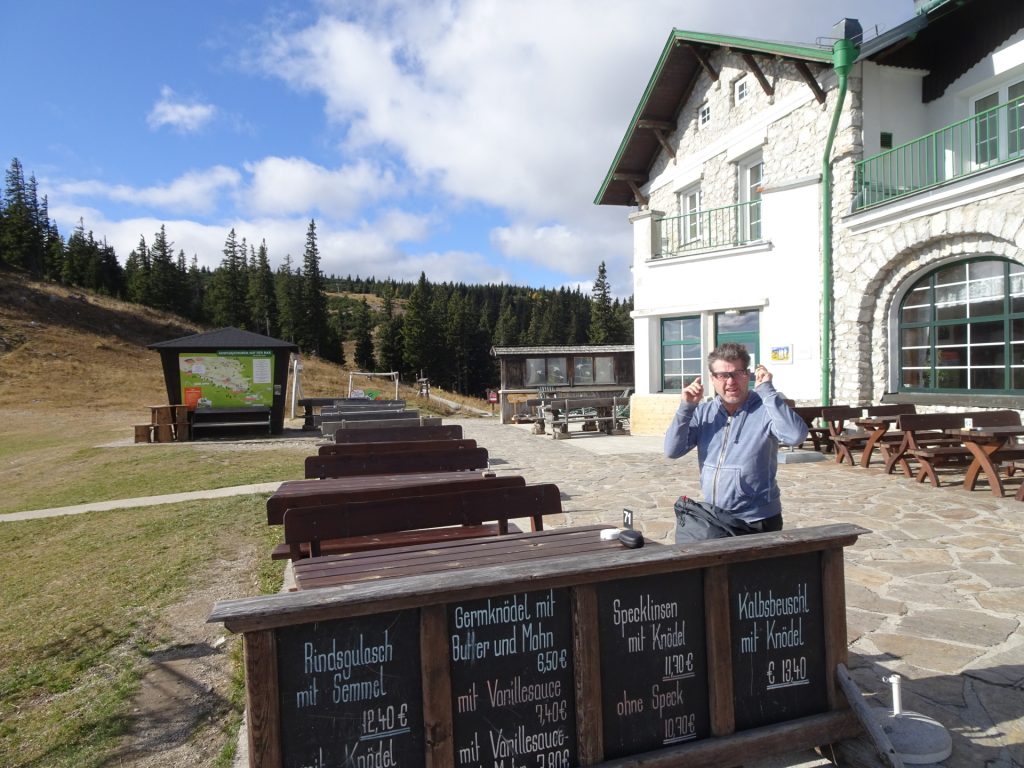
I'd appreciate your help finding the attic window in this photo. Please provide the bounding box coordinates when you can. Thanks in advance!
[699,103,711,126]
[735,78,749,104]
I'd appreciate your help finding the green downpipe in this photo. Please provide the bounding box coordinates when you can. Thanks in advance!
[821,37,859,407]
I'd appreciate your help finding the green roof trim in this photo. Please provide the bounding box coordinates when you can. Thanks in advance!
[595,29,832,205]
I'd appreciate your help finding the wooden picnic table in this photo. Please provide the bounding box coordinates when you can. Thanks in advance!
[944,425,1024,499]
[266,471,523,525]
[852,415,901,468]
[290,524,630,590]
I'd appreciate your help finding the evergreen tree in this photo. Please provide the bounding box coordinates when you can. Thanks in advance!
[444,291,471,393]
[492,291,519,347]
[376,286,404,374]
[207,228,249,327]
[402,272,435,380]
[275,255,299,342]
[299,219,332,357]
[61,219,90,287]
[248,239,278,335]
[148,225,178,311]
[353,298,376,370]
[588,261,616,344]
[124,235,151,304]
[1,158,43,274]
[187,255,206,321]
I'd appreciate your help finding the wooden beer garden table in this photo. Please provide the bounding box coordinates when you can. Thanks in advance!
[944,425,1024,499]
[290,525,631,590]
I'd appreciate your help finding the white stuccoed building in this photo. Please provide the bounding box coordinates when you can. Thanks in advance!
[598,0,1024,435]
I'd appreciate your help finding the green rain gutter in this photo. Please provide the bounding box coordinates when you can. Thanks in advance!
[820,37,859,407]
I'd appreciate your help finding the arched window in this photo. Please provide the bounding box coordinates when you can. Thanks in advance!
[898,258,1024,392]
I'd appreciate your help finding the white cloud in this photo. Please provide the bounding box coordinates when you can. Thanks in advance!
[147,85,217,133]
[243,156,397,219]
[55,166,241,216]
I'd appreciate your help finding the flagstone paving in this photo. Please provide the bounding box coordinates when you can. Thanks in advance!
[454,419,1023,768]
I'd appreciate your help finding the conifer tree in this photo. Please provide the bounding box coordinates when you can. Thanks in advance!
[1,158,43,274]
[299,219,331,357]
[588,261,616,344]
[275,255,299,342]
[148,225,178,311]
[248,239,278,336]
[353,298,376,371]
[376,286,404,374]
[402,272,435,380]
[124,235,151,304]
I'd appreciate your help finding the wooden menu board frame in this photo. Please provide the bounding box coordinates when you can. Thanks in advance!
[209,523,867,768]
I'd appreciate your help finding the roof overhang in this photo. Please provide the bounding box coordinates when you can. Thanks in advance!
[595,29,834,208]
[863,0,1024,104]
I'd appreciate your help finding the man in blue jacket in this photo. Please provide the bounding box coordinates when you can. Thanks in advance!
[664,343,808,542]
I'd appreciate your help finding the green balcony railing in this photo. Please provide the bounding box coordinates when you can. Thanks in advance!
[854,96,1024,211]
[654,200,762,258]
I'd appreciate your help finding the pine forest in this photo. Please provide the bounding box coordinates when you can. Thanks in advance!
[0,157,633,396]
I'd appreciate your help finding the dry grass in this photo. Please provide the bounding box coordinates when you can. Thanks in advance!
[0,270,490,766]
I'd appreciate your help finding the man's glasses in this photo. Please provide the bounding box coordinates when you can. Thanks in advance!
[710,370,750,382]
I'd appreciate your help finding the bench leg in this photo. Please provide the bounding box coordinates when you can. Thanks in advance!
[915,460,941,487]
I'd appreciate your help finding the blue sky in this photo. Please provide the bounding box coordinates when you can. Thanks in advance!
[2,1,912,297]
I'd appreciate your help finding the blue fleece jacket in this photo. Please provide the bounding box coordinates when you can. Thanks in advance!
[663,382,809,523]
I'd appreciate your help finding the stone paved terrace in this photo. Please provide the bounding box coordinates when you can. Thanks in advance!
[449,417,1024,768]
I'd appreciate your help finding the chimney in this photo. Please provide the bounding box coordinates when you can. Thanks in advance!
[831,17,863,43]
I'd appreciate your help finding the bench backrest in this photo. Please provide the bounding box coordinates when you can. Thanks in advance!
[792,406,823,426]
[332,424,463,444]
[267,473,526,525]
[867,403,916,417]
[544,397,616,411]
[322,409,418,421]
[318,438,477,457]
[305,447,489,479]
[328,417,425,436]
[896,409,1022,432]
[283,483,563,557]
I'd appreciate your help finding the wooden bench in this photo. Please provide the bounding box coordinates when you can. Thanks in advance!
[190,406,272,436]
[280,483,563,560]
[542,396,627,439]
[317,438,476,457]
[821,404,915,466]
[909,410,1024,487]
[881,410,1017,477]
[328,417,434,437]
[332,424,463,444]
[792,406,832,452]
[299,398,406,430]
[267,471,525,525]
[304,446,490,479]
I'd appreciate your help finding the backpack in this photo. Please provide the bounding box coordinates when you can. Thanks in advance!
[673,496,758,543]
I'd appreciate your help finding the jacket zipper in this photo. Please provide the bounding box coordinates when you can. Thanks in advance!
[711,414,733,506]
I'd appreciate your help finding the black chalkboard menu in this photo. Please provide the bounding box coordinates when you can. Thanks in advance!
[729,552,826,730]
[275,610,424,768]
[597,572,710,758]
[448,588,576,768]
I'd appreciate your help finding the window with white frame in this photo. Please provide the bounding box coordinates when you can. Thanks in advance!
[699,103,711,127]
[661,316,702,392]
[739,156,763,242]
[735,77,749,105]
[973,78,1024,166]
[679,187,703,248]
[898,258,1024,392]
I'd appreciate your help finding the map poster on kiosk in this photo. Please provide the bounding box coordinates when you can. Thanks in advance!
[179,350,274,409]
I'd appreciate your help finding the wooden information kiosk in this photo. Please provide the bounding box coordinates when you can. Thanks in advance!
[209,523,867,768]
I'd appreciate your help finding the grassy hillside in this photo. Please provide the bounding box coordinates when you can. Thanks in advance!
[0,270,493,766]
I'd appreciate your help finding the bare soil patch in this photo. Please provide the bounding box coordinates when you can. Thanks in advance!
[110,543,260,767]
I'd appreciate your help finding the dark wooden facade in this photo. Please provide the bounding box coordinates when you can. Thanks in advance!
[491,345,634,423]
